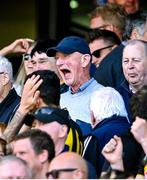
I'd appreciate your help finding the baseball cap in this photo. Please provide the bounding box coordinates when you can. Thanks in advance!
[46,36,91,57]
[25,107,71,129]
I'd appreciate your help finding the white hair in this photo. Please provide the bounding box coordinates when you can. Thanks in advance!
[0,56,13,82]
[90,87,128,122]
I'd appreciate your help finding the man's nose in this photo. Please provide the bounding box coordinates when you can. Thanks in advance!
[56,57,65,66]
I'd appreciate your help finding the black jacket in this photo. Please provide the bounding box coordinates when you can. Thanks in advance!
[0,88,20,124]
[83,115,130,177]
[94,44,125,88]
[117,80,133,123]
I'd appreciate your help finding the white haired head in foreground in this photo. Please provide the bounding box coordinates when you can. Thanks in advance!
[90,87,128,127]
[0,55,13,83]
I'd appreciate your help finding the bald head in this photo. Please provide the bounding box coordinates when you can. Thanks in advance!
[47,152,88,179]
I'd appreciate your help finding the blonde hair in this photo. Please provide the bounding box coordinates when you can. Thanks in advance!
[14,61,26,88]
[89,3,127,34]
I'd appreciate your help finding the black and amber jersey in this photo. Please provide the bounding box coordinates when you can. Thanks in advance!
[65,120,84,155]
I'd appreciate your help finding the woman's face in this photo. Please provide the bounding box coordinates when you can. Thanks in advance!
[23,45,35,75]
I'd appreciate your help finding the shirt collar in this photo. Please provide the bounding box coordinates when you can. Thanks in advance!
[69,78,94,94]
[129,85,136,94]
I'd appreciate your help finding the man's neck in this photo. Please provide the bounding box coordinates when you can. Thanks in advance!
[34,162,49,179]
[55,139,66,155]
[71,76,91,93]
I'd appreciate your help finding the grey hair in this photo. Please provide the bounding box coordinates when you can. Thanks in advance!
[0,56,13,82]
[133,17,147,37]
[124,39,147,57]
[0,155,32,178]
[123,12,147,40]
[90,87,128,122]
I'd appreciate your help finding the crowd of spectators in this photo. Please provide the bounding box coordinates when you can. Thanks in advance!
[0,0,147,179]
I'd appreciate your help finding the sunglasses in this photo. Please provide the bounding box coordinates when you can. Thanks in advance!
[46,168,77,179]
[34,107,56,115]
[22,53,32,61]
[92,44,114,58]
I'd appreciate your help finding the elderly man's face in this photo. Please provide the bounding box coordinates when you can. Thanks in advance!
[55,52,86,92]
[122,43,147,90]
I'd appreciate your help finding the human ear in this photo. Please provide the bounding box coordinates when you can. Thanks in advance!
[59,125,68,138]
[81,54,91,68]
[39,149,48,164]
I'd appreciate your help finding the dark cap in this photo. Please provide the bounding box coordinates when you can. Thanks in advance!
[46,36,91,57]
[26,107,71,129]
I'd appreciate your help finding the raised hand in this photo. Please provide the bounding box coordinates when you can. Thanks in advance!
[131,116,147,154]
[0,38,34,56]
[102,135,124,171]
[18,75,43,115]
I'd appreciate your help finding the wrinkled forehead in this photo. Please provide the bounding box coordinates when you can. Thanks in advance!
[123,43,146,57]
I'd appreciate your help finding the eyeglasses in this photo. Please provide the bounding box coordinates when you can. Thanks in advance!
[22,53,32,61]
[46,168,77,179]
[92,45,114,58]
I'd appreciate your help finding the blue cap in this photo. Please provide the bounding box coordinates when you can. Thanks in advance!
[46,36,91,56]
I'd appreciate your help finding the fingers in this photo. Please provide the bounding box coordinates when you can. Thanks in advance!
[29,75,43,93]
[131,116,146,129]
[19,75,43,114]
[33,91,40,101]
[24,75,43,93]
[102,138,117,153]
[102,135,121,154]
[22,38,34,49]
[22,38,34,50]
[131,117,146,135]
[11,38,35,53]
[25,38,34,43]
[130,116,147,144]
[113,135,121,142]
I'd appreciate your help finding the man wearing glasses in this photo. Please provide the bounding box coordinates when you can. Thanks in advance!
[89,3,126,40]
[88,29,125,88]
[46,152,88,179]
